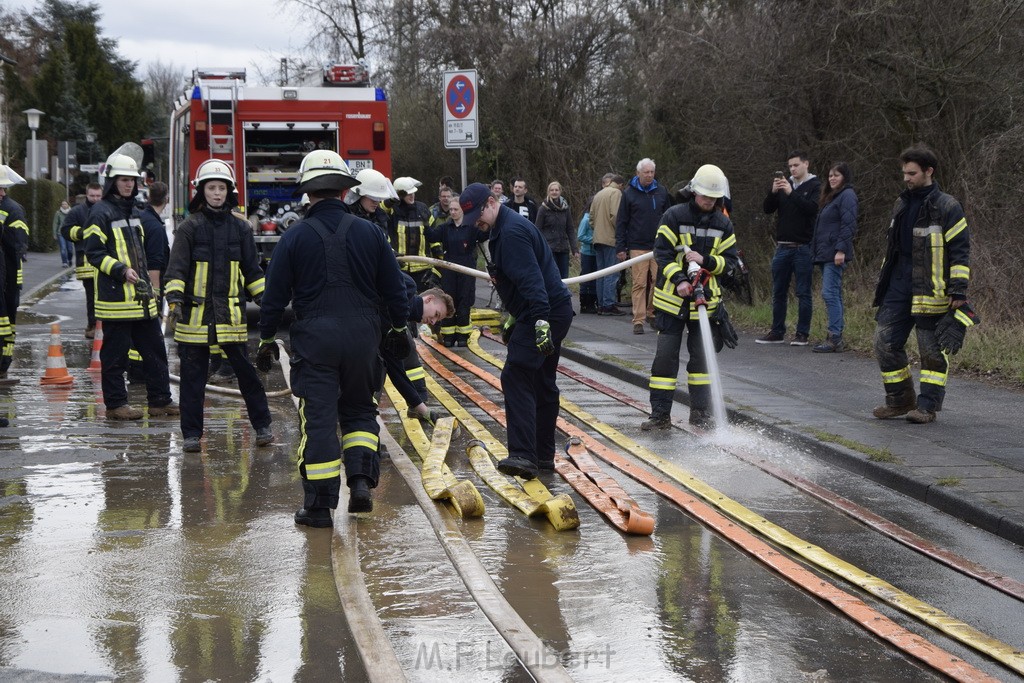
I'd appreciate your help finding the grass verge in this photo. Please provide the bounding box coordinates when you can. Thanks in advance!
[805,428,902,463]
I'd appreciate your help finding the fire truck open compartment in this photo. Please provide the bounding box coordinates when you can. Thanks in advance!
[169,66,391,262]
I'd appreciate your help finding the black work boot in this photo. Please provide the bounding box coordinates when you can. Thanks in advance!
[872,381,917,419]
[294,507,333,528]
[348,476,373,513]
[640,414,672,431]
[688,409,714,430]
[496,456,539,480]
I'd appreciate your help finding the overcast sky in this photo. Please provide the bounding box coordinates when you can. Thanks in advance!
[12,0,309,81]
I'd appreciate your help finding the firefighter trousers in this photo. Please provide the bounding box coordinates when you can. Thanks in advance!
[0,279,18,374]
[178,343,271,439]
[441,270,476,343]
[648,314,711,418]
[501,301,573,467]
[290,316,381,510]
[100,318,171,409]
[874,303,947,412]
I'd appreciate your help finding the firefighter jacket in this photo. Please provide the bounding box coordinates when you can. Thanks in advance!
[164,206,265,345]
[0,194,28,288]
[60,200,99,280]
[487,205,571,324]
[872,183,969,315]
[652,201,739,320]
[440,218,486,268]
[384,199,442,272]
[84,193,158,321]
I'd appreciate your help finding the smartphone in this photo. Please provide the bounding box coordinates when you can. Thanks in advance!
[773,171,785,180]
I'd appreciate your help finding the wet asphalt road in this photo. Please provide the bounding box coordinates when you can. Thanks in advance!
[0,272,1022,681]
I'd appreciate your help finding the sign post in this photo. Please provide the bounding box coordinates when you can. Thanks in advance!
[443,69,479,189]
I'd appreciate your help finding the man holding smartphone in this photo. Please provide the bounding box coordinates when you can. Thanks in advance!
[759,151,821,346]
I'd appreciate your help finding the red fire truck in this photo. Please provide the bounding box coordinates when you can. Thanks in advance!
[168,65,391,261]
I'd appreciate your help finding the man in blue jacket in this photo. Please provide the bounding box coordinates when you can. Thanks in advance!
[615,158,670,335]
[460,182,573,479]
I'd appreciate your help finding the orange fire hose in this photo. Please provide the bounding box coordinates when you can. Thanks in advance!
[465,331,998,682]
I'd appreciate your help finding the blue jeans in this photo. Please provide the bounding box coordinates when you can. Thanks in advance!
[594,244,618,308]
[58,235,75,266]
[553,251,570,280]
[770,244,812,336]
[820,262,846,337]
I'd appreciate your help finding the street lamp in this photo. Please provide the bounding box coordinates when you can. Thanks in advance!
[22,108,44,244]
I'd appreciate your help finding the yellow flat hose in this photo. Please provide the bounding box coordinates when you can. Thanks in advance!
[420,339,651,535]
[424,375,578,530]
[382,380,483,518]
[422,417,485,518]
[469,332,1024,676]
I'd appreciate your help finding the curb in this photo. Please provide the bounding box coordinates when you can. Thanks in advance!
[22,264,73,307]
[560,345,1024,547]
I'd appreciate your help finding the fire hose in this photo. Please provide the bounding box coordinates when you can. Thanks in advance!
[397,252,653,285]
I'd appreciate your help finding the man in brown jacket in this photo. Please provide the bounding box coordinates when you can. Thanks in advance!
[590,173,626,315]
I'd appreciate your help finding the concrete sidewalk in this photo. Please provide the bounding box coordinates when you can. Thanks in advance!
[549,290,1024,546]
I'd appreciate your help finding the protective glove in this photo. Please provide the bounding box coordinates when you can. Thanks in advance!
[709,303,739,351]
[500,314,516,345]
[383,326,413,359]
[535,319,554,356]
[255,338,280,372]
[935,302,980,355]
[166,302,182,326]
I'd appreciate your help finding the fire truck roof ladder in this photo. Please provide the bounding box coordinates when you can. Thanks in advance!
[206,79,240,160]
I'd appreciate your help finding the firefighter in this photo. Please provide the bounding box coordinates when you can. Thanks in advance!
[871,145,976,424]
[61,183,103,339]
[385,176,443,292]
[438,194,486,347]
[642,164,739,431]
[348,169,433,414]
[164,160,272,453]
[459,183,573,480]
[0,165,29,381]
[257,150,409,526]
[127,181,172,385]
[84,151,178,420]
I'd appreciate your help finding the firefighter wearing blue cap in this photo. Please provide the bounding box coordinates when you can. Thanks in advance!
[258,150,409,526]
[459,182,573,480]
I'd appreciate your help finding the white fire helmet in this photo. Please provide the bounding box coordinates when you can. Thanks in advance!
[689,164,728,199]
[393,176,422,196]
[352,169,399,202]
[192,159,235,189]
[104,153,142,179]
[295,150,358,196]
[0,165,27,188]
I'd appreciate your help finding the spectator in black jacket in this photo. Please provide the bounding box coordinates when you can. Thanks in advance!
[508,177,538,223]
[758,151,821,346]
[615,158,670,335]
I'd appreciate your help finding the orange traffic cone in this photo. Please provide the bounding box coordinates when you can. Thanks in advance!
[40,323,74,386]
[88,321,103,371]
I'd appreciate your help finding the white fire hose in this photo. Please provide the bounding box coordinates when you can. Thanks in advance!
[397,251,653,285]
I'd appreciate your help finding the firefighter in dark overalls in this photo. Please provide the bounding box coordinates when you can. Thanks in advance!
[0,165,29,382]
[164,160,272,453]
[349,169,433,417]
[84,152,177,420]
[62,183,103,339]
[258,151,409,527]
[459,183,574,480]
[385,176,443,292]
[438,195,486,347]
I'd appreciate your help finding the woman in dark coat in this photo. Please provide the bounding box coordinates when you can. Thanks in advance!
[809,162,858,353]
[534,181,579,279]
